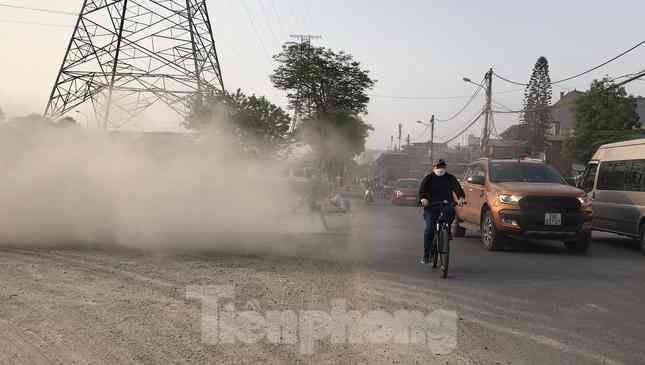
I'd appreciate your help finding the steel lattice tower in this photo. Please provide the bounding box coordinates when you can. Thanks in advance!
[44,0,225,129]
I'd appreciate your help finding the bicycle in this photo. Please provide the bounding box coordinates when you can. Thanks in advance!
[430,200,451,279]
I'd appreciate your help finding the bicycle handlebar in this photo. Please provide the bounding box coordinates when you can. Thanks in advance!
[430,200,451,207]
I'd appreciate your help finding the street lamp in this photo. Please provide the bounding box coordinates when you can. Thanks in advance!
[463,77,485,88]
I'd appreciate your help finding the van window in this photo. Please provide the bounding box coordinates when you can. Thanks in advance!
[581,163,598,193]
[625,160,645,192]
[597,161,627,191]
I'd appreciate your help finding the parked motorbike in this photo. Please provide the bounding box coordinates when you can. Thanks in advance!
[364,189,374,204]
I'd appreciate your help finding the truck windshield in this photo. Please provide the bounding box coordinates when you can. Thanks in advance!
[490,162,564,183]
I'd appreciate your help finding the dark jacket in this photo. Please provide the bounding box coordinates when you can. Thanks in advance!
[418,172,465,205]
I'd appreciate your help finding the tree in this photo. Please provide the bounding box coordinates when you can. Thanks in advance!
[569,78,641,162]
[185,89,292,157]
[271,43,375,117]
[300,112,373,179]
[522,56,553,156]
[228,90,291,156]
[271,43,376,181]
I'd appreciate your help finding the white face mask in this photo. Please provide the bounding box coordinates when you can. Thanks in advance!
[434,168,446,176]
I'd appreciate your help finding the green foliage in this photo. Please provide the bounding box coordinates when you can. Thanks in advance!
[271,43,375,116]
[186,89,292,157]
[522,56,553,155]
[228,90,291,154]
[271,43,376,181]
[569,77,641,162]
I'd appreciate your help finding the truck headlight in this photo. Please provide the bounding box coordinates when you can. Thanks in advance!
[498,194,521,205]
[577,196,592,207]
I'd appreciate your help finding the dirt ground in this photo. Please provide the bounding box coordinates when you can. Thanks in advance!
[1,204,641,364]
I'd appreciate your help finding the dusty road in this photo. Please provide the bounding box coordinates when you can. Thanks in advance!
[1,202,644,364]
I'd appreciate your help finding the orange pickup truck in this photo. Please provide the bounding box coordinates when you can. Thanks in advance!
[454,158,593,253]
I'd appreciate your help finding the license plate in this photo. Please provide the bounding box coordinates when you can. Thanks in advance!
[545,213,562,226]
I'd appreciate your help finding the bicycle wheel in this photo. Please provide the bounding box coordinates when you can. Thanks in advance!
[439,226,450,278]
[431,235,439,268]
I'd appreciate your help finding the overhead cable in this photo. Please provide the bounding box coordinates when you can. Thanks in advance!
[493,39,645,87]
[0,3,76,15]
[437,82,484,122]
[441,110,485,144]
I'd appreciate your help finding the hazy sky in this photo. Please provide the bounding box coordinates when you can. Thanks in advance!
[1,0,644,149]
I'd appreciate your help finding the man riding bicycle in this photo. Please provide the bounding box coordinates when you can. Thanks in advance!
[418,159,466,265]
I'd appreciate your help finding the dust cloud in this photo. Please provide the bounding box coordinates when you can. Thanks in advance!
[0,117,325,253]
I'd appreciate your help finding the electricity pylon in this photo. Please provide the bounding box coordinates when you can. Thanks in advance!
[44,0,225,129]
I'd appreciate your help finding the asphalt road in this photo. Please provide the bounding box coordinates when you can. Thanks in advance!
[1,201,644,364]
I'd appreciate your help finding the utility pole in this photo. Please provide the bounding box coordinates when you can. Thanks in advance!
[482,68,493,156]
[429,114,435,164]
[399,123,403,151]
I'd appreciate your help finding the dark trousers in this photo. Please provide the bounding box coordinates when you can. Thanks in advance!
[423,203,455,259]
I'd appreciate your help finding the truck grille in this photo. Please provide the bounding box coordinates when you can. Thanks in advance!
[519,196,580,213]
[517,196,582,232]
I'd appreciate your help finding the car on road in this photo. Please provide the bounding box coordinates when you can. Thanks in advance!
[578,138,645,255]
[391,178,420,206]
[455,158,593,253]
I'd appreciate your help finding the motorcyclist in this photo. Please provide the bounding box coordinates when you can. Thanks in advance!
[418,159,465,265]
[364,179,375,203]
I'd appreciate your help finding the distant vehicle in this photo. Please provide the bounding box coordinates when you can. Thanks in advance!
[578,138,645,255]
[455,158,593,253]
[364,188,374,204]
[391,178,420,206]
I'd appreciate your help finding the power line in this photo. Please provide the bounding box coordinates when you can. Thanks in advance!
[268,0,286,39]
[0,19,73,28]
[257,0,280,46]
[412,125,430,142]
[437,82,484,122]
[492,99,514,112]
[369,87,526,101]
[0,3,76,15]
[239,0,273,63]
[494,39,645,87]
[611,68,645,83]
[493,72,527,86]
[370,93,474,100]
[441,110,485,144]
[614,69,645,88]
[552,39,645,84]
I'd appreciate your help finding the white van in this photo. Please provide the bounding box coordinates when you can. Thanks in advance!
[579,138,645,255]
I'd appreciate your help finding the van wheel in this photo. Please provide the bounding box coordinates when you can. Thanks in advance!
[481,209,504,251]
[564,231,591,254]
